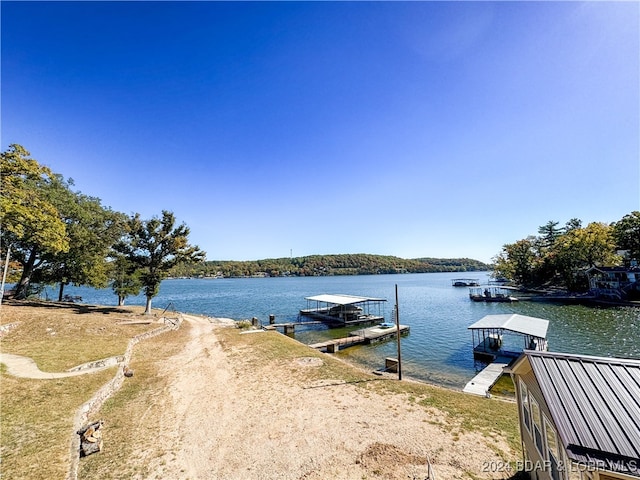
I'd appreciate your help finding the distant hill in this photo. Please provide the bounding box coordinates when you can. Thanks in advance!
[171,254,490,278]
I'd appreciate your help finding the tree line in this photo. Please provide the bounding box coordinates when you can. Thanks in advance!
[4,144,636,307]
[1,145,204,312]
[171,254,490,278]
[492,214,640,293]
[1,144,490,309]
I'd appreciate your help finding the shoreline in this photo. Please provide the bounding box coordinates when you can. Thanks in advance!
[216,312,518,401]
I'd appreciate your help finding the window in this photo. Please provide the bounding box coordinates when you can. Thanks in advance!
[520,379,531,433]
[544,415,560,480]
[530,396,544,455]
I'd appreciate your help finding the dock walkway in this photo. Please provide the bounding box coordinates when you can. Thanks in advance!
[309,324,409,352]
[462,356,511,396]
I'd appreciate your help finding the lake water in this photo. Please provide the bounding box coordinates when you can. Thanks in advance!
[45,272,640,389]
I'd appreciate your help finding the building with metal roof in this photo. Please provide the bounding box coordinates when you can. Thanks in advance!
[509,350,640,479]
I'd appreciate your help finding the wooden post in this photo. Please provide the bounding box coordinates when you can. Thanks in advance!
[284,324,295,334]
[385,357,398,373]
[395,284,402,381]
[327,342,338,353]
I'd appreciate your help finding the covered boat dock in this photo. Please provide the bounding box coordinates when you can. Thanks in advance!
[300,294,386,325]
[464,314,549,396]
[468,313,549,361]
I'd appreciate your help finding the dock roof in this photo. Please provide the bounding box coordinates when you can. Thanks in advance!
[467,314,549,339]
[518,351,640,474]
[304,294,386,305]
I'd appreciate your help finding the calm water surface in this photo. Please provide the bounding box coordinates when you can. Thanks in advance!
[52,272,640,389]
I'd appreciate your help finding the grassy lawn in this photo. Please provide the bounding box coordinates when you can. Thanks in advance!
[77,324,190,479]
[0,301,163,480]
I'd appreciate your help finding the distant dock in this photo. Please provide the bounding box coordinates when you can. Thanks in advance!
[451,278,480,287]
[309,324,409,353]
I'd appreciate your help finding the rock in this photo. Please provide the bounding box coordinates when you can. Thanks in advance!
[78,420,104,457]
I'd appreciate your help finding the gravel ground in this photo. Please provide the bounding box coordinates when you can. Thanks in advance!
[137,314,516,480]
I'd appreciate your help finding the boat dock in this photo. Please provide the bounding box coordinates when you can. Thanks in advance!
[451,278,480,287]
[309,324,409,353]
[300,294,386,326]
[463,314,550,396]
[463,356,511,396]
[469,286,519,302]
[467,314,550,361]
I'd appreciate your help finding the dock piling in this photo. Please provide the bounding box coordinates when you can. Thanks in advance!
[385,358,399,373]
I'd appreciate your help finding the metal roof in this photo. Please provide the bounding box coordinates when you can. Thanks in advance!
[467,314,549,339]
[525,350,640,473]
[304,294,386,305]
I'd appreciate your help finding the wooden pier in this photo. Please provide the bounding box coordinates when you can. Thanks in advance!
[463,356,511,396]
[263,321,324,334]
[309,324,409,353]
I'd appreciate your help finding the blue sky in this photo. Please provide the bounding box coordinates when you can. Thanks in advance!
[2,1,639,263]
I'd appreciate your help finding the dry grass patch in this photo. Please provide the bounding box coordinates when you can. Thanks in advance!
[76,324,190,479]
[220,327,520,454]
[367,376,520,454]
[216,327,370,385]
[1,364,116,479]
[0,301,167,480]
[1,300,158,371]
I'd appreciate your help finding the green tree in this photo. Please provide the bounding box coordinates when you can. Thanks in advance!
[36,176,127,301]
[109,253,143,306]
[612,211,640,263]
[1,145,68,299]
[553,222,619,290]
[537,220,562,249]
[563,218,582,233]
[492,237,541,287]
[116,211,205,314]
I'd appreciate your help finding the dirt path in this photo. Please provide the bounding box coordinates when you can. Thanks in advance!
[0,352,119,379]
[140,315,514,480]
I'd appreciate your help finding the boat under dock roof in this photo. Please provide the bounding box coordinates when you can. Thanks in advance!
[301,294,387,325]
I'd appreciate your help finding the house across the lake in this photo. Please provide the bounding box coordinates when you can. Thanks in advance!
[586,266,640,301]
[508,350,640,480]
